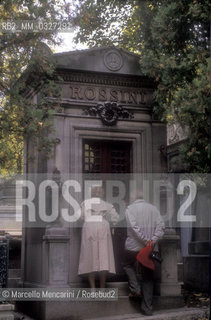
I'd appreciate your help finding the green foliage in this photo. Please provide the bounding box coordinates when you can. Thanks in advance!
[73,0,211,172]
[73,0,133,48]
[0,0,72,174]
[139,0,210,172]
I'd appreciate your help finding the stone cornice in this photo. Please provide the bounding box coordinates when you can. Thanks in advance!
[47,97,153,113]
[56,69,155,89]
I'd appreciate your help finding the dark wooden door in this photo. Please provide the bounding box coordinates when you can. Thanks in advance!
[83,140,132,280]
[83,140,131,174]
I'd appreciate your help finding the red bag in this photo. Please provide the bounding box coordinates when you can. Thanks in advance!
[136,242,155,270]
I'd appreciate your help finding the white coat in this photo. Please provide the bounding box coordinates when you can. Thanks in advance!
[78,198,119,275]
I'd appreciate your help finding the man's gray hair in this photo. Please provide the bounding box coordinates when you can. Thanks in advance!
[130,189,143,202]
[135,189,144,200]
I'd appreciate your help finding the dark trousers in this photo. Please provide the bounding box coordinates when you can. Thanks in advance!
[123,250,154,313]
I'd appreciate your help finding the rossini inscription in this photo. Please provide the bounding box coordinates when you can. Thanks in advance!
[67,85,148,105]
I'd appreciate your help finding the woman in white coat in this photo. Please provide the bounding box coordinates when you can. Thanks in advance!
[78,186,119,288]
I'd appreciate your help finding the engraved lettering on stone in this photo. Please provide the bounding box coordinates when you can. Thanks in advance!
[67,85,148,105]
[110,89,118,102]
[99,89,107,101]
[128,92,138,104]
[69,86,83,100]
[140,90,146,104]
[120,90,126,103]
[84,87,96,100]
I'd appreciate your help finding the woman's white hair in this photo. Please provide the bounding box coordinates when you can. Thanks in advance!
[91,186,104,198]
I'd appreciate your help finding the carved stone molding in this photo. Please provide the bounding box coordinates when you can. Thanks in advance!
[84,102,134,126]
[167,123,187,145]
[56,71,155,88]
[104,50,123,71]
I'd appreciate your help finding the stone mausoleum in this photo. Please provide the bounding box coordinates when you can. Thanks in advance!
[20,47,183,320]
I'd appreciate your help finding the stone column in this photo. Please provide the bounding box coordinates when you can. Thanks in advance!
[159,228,181,296]
[42,227,70,287]
[188,190,209,255]
[184,190,210,292]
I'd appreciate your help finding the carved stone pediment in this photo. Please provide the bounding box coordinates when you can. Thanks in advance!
[54,47,143,76]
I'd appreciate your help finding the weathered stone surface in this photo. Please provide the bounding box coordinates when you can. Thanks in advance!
[0,304,14,320]
[85,307,209,320]
[183,256,209,292]
[21,47,182,320]
[55,47,143,76]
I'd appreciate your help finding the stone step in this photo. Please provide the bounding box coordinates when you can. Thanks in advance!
[107,281,183,297]
[13,310,34,320]
[18,295,184,320]
[106,282,129,296]
[85,307,209,320]
[0,303,14,320]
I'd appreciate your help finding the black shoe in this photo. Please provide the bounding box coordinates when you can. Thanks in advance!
[141,308,153,316]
